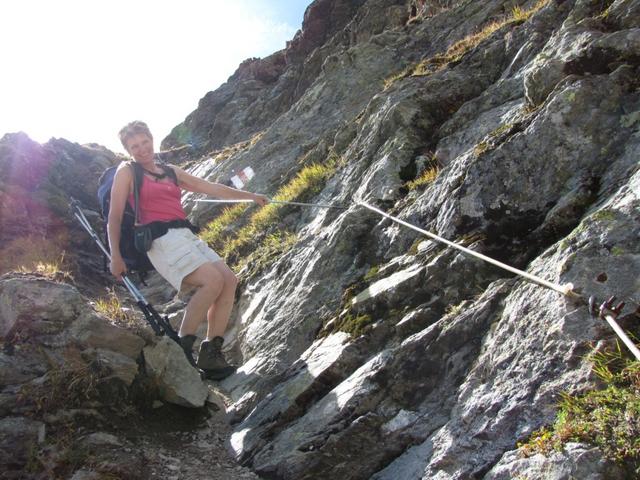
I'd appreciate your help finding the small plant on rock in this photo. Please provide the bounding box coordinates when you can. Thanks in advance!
[17,347,112,416]
[94,289,135,328]
[519,341,640,477]
[406,163,440,190]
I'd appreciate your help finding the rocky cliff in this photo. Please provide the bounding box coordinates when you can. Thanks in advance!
[1,0,639,478]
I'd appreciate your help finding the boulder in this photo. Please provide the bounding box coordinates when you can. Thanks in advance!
[143,337,208,408]
[0,274,85,338]
[67,313,145,360]
[85,348,140,386]
[485,443,625,480]
[0,416,45,471]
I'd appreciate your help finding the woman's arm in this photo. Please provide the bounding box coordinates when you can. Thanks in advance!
[170,165,269,205]
[107,164,133,279]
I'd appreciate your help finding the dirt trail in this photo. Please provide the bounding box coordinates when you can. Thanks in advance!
[128,404,261,480]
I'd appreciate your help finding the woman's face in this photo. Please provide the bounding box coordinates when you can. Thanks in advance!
[125,133,154,163]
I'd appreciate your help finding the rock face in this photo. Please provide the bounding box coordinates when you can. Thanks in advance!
[161,0,385,154]
[156,0,640,478]
[0,133,118,276]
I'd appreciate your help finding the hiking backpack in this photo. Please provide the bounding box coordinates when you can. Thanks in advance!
[97,160,178,274]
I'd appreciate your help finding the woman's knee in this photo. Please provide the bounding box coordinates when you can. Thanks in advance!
[185,263,224,294]
[214,262,238,290]
[225,269,238,290]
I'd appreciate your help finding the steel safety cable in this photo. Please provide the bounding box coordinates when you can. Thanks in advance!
[193,194,639,360]
[357,200,640,361]
[358,200,575,295]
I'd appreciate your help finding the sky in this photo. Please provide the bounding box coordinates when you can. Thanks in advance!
[0,0,311,154]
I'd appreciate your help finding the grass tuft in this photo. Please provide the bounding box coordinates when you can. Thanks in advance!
[1,234,72,277]
[202,151,343,265]
[237,230,298,277]
[386,0,551,87]
[17,347,112,416]
[199,203,250,252]
[406,164,440,190]
[94,289,135,328]
[519,341,640,476]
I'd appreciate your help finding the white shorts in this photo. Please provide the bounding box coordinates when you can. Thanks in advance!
[147,228,221,292]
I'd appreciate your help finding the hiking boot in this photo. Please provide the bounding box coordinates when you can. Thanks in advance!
[179,334,198,368]
[197,336,236,381]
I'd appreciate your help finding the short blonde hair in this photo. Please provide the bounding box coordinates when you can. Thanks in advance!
[118,121,153,149]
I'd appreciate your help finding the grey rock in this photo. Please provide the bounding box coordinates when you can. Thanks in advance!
[67,312,145,360]
[229,332,359,461]
[143,336,208,408]
[395,307,440,338]
[0,390,19,417]
[0,134,117,250]
[67,432,145,480]
[69,470,104,480]
[485,443,625,480]
[0,347,48,387]
[84,348,140,386]
[2,0,640,478]
[0,416,45,471]
[0,275,84,337]
[351,264,425,310]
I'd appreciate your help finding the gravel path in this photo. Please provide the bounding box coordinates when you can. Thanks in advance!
[133,404,261,480]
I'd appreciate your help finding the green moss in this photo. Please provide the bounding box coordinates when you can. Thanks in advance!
[592,209,616,222]
[408,238,423,256]
[519,346,640,477]
[364,265,380,283]
[335,312,374,337]
[236,230,297,277]
[474,141,491,156]
[611,246,625,256]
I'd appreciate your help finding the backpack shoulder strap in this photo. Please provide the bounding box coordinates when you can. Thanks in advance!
[127,161,145,224]
[160,164,179,185]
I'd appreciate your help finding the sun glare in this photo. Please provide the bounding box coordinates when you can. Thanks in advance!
[0,0,304,153]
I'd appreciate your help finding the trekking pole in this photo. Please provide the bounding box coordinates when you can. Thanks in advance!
[69,198,178,341]
[590,296,640,361]
[195,198,348,210]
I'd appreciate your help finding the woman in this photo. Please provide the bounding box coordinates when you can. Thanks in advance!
[108,121,268,380]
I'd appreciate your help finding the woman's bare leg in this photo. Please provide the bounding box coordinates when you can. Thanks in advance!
[205,262,238,340]
[179,262,223,336]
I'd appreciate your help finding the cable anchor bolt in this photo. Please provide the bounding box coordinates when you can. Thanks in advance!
[598,295,625,320]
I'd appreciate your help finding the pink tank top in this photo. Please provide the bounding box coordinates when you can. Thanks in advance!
[129,174,187,225]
